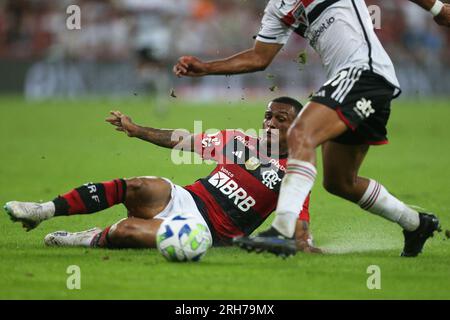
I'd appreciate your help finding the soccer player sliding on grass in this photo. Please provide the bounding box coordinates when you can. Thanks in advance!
[4,97,321,254]
[173,0,449,257]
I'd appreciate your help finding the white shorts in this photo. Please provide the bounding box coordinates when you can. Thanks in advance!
[153,178,213,241]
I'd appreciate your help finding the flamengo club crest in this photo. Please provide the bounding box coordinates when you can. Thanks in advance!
[262,169,282,190]
[245,157,261,171]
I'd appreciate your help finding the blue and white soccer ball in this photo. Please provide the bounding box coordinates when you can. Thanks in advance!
[156,215,212,262]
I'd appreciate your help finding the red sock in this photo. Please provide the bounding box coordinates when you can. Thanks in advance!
[52,179,126,215]
[90,226,113,248]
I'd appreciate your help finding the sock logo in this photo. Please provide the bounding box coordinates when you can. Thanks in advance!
[85,183,100,203]
[55,179,125,215]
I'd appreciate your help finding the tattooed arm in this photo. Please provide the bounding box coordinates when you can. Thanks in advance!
[106,111,194,151]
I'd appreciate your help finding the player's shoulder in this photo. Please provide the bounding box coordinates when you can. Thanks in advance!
[265,0,301,13]
[264,0,286,15]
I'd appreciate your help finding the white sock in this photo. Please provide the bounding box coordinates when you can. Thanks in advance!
[358,179,420,231]
[40,201,56,219]
[273,160,317,238]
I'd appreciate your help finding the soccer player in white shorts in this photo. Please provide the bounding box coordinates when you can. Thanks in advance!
[173,0,450,257]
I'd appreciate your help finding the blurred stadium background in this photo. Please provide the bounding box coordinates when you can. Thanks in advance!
[1,0,449,101]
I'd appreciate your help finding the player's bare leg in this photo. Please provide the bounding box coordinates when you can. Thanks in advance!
[234,102,347,257]
[5,177,173,248]
[123,177,172,219]
[321,141,440,257]
[272,102,348,238]
[41,177,171,248]
[4,176,171,230]
[106,218,163,248]
[45,217,163,248]
[321,142,370,202]
[85,177,171,249]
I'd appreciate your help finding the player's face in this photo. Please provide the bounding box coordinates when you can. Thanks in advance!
[262,102,297,152]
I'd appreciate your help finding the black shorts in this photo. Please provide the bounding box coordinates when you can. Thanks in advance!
[310,67,397,145]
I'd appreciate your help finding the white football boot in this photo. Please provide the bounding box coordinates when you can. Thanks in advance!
[4,201,55,231]
[44,228,102,247]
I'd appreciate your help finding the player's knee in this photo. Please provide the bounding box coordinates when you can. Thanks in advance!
[126,178,146,192]
[287,122,315,151]
[323,177,355,197]
[125,177,154,199]
[323,179,342,196]
[110,220,138,242]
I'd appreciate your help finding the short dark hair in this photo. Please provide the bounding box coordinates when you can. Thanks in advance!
[271,96,304,114]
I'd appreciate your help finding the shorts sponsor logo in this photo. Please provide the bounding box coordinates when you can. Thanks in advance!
[313,90,326,98]
[208,172,256,212]
[354,98,375,119]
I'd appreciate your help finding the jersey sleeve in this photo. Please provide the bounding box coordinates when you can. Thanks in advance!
[255,1,293,44]
[192,130,227,161]
[298,193,311,223]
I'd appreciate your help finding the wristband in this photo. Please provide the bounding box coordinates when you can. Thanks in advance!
[430,0,444,17]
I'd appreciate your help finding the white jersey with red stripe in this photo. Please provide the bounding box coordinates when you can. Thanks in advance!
[256,0,400,95]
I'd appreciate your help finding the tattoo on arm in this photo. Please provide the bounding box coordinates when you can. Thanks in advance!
[135,127,193,150]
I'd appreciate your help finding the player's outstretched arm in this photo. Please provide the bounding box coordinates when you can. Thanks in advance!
[106,111,194,150]
[410,0,450,27]
[173,41,283,77]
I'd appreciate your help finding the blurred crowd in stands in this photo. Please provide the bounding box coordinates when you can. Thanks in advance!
[1,0,449,98]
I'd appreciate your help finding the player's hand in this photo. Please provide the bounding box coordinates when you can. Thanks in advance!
[106,111,141,137]
[296,239,323,254]
[295,221,323,254]
[434,4,450,27]
[173,56,208,77]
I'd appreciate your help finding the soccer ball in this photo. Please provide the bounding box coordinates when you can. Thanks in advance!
[156,215,212,262]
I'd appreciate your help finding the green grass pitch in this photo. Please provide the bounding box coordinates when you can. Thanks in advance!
[0,96,449,300]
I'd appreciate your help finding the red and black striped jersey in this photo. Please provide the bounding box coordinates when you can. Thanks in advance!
[184,129,310,244]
